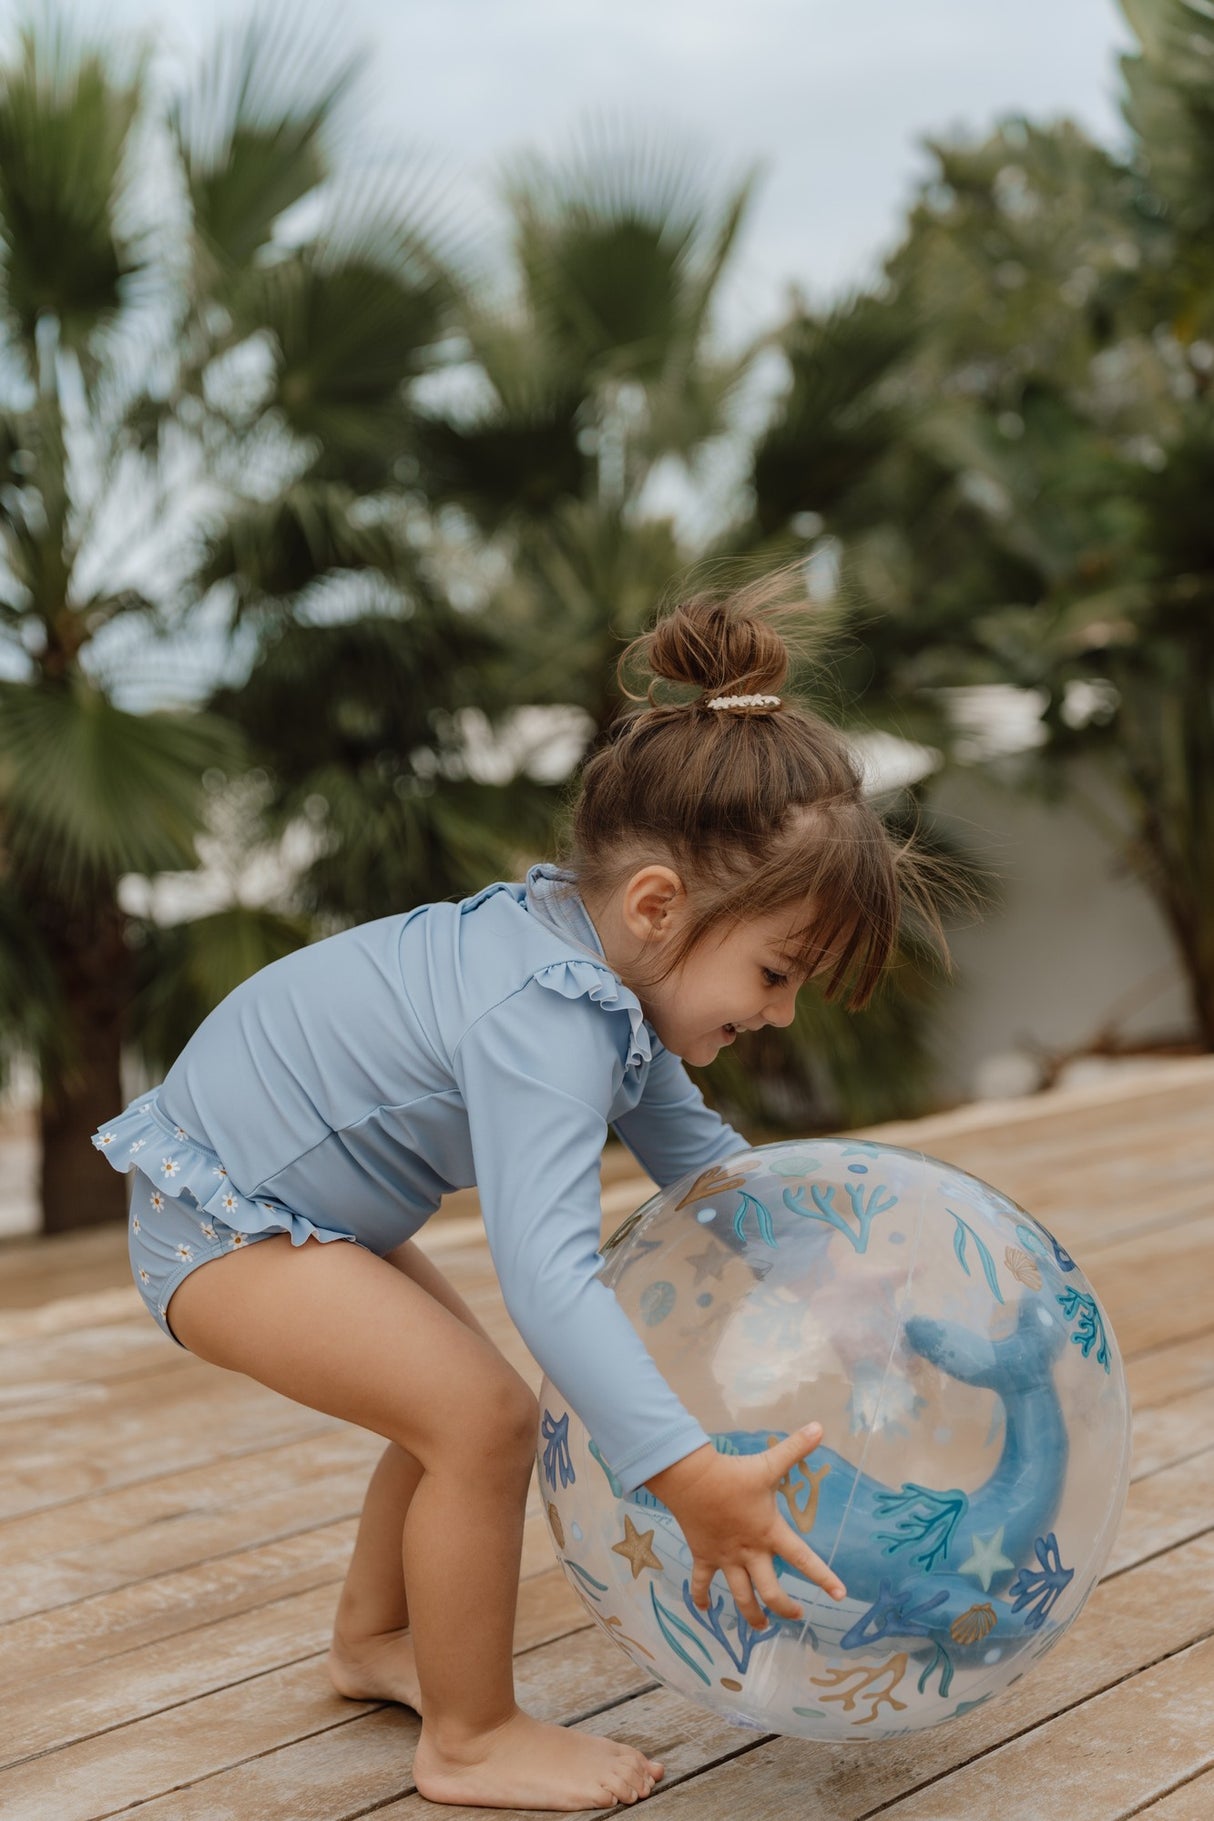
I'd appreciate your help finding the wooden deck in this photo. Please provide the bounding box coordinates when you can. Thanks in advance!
[2,1059,1213,1820]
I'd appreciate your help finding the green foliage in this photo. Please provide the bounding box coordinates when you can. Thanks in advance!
[0,679,243,896]
[128,904,313,1074]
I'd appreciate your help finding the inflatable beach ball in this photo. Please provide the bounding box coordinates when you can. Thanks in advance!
[536,1140,1131,1741]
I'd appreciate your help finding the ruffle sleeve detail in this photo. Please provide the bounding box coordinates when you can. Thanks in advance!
[531,959,652,1071]
[91,1092,355,1248]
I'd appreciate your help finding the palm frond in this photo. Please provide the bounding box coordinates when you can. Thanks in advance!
[501,121,755,387]
[0,677,244,893]
[0,12,149,362]
[169,2,361,277]
[193,480,414,615]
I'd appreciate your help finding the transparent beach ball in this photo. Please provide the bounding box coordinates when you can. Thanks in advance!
[536,1139,1131,1741]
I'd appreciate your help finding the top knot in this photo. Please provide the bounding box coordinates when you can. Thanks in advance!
[623,583,792,706]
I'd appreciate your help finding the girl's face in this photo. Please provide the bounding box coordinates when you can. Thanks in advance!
[638,905,816,1067]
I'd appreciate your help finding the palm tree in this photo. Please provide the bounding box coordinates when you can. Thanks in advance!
[741,0,1214,1051]
[416,129,763,730]
[416,137,970,1127]
[0,8,478,1231]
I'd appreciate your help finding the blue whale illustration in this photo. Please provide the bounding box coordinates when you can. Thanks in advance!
[618,1291,1071,1661]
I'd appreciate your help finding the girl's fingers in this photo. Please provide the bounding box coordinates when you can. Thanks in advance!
[689,1561,714,1610]
[751,1562,804,1622]
[790,1534,846,1599]
[724,1563,767,1631]
[765,1422,824,1482]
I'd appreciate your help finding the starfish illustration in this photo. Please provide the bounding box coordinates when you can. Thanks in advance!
[611,1515,664,1579]
[958,1524,1015,1592]
[687,1240,730,1285]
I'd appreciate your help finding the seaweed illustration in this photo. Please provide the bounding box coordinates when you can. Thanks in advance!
[563,1559,608,1602]
[914,1638,956,1700]
[588,1436,623,1495]
[732,1190,777,1249]
[649,1583,714,1686]
[948,1210,1005,1303]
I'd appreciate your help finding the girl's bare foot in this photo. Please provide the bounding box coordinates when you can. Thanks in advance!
[327,1625,423,1713]
[413,1707,664,1810]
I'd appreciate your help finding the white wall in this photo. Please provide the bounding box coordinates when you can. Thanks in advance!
[925,758,1195,1102]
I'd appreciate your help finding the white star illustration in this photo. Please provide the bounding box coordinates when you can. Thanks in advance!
[959,1524,1015,1591]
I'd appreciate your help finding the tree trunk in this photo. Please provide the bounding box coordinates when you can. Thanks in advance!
[38,892,132,1236]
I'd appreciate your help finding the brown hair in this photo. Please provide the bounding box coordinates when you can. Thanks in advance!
[558,566,955,1009]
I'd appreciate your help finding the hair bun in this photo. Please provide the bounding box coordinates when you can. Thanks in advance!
[634,589,791,702]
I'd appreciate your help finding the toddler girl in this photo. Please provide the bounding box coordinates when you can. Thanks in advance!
[93,577,947,1811]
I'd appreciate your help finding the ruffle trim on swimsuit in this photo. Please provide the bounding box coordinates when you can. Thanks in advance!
[531,958,652,1071]
[91,1092,356,1248]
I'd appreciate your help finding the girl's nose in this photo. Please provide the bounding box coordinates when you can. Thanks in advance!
[764,991,798,1029]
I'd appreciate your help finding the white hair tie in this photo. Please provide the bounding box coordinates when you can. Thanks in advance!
[705,694,782,712]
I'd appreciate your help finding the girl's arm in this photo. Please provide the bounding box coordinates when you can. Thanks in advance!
[451,977,712,1498]
[611,1035,749,1189]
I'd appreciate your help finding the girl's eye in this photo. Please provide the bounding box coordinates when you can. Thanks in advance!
[762,967,788,989]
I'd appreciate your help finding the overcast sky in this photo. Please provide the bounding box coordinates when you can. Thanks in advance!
[0,0,1138,709]
[66,0,1133,336]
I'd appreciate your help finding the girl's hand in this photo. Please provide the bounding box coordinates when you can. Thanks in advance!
[644,1425,846,1630]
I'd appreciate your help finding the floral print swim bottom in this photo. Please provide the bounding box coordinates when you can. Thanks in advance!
[127,1167,358,1347]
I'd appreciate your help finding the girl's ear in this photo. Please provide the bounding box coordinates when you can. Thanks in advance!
[621,864,686,943]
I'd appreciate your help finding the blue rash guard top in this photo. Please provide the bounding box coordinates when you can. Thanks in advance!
[92,863,749,1496]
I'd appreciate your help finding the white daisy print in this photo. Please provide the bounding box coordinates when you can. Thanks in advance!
[97,1132,116,1147]
[175,1242,195,1262]
[150,1192,164,1212]
[229,1232,249,1248]
[157,1304,167,1320]
[213,1164,228,1179]
[132,1215,141,1234]
[129,1139,146,1154]
[199,1221,217,1240]
[221,1192,238,1215]
[174,1126,187,1140]
[259,1201,275,1211]
[161,1158,180,1179]
[138,1268,151,1284]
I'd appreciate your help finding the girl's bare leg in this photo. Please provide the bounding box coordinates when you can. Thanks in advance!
[328,1240,499,1712]
[166,1234,663,1811]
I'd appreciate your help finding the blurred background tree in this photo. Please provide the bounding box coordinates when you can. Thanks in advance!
[6,0,1212,1235]
[741,0,1214,1052]
[0,9,543,1231]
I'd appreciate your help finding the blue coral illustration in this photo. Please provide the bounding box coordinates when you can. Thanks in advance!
[1007,1531,1074,1630]
[1055,1286,1112,1372]
[782,1179,898,1253]
[540,1408,575,1490]
[872,1483,970,1572]
[679,1581,781,1675]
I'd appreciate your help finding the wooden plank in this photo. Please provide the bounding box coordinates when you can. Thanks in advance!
[0,1608,654,1821]
[2,1413,1208,1799]
[866,1635,1214,1820]
[362,1530,1214,1819]
[1133,1767,1214,1819]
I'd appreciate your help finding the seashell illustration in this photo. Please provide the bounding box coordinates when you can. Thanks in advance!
[1005,1246,1042,1290]
[951,1602,998,1645]
[547,1502,565,1549]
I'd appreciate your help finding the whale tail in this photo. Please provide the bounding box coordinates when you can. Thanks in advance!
[903,1292,1066,1392]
